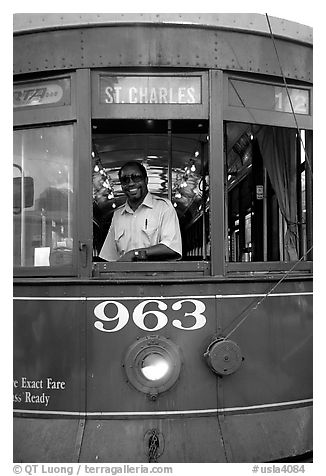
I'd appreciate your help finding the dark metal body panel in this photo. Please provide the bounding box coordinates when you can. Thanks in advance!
[13,297,85,413]
[14,25,312,83]
[13,277,312,462]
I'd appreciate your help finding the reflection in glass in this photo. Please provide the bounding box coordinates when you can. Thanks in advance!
[13,125,74,267]
[141,353,170,381]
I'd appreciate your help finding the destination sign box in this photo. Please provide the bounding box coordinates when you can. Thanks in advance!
[99,75,202,105]
[229,79,310,115]
[13,78,71,108]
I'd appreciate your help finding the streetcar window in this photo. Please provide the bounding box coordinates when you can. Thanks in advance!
[13,125,74,268]
[225,122,312,262]
[92,120,210,262]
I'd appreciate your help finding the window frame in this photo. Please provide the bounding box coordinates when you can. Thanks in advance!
[91,70,211,278]
[223,73,313,274]
[13,72,90,278]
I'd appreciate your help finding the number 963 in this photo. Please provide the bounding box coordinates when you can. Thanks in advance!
[93,299,207,333]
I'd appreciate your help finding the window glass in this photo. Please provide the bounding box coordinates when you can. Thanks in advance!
[225,122,312,262]
[13,125,74,268]
[92,120,209,261]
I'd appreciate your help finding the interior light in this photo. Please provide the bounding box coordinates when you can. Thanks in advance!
[194,151,199,157]
[141,353,170,381]
[94,165,99,172]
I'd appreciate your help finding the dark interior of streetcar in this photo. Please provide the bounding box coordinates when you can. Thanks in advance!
[92,119,210,261]
[13,119,312,267]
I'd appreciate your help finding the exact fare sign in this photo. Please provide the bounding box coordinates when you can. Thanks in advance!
[99,76,202,105]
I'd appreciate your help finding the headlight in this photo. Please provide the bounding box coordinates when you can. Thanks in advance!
[140,353,170,381]
[123,335,182,399]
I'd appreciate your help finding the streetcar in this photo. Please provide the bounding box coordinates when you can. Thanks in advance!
[13,13,313,463]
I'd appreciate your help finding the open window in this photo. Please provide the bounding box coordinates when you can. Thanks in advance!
[92,119,210,265]
[225,122,312,264]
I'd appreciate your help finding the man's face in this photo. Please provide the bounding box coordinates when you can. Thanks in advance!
[120,164,148,208]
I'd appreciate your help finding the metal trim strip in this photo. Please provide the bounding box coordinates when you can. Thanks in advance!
[13,398,313,417]
[13,292,313,301]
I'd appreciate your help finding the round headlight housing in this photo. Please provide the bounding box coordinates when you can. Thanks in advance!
[123,335,182,398]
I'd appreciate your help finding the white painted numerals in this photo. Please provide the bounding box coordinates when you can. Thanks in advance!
[93,299,207,333]
[171,299,206,330]
[94,301,129,332]
[133,300,168,331]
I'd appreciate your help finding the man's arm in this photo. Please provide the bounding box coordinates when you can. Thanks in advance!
[117,243,179,262]
[99,218,119,261]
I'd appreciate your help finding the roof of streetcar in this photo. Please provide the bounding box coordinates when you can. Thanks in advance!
[13,13,312,45]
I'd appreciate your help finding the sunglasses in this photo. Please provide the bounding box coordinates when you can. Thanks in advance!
[120,174,144,185]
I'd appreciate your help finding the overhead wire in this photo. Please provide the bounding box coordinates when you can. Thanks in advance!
[222,245,313,340]
[221,15,313,340]
[265,13,313,177]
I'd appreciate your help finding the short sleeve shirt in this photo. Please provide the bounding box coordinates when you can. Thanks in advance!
[99,193,182,261]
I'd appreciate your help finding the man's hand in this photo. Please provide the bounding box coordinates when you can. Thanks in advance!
[117,250,136,262]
